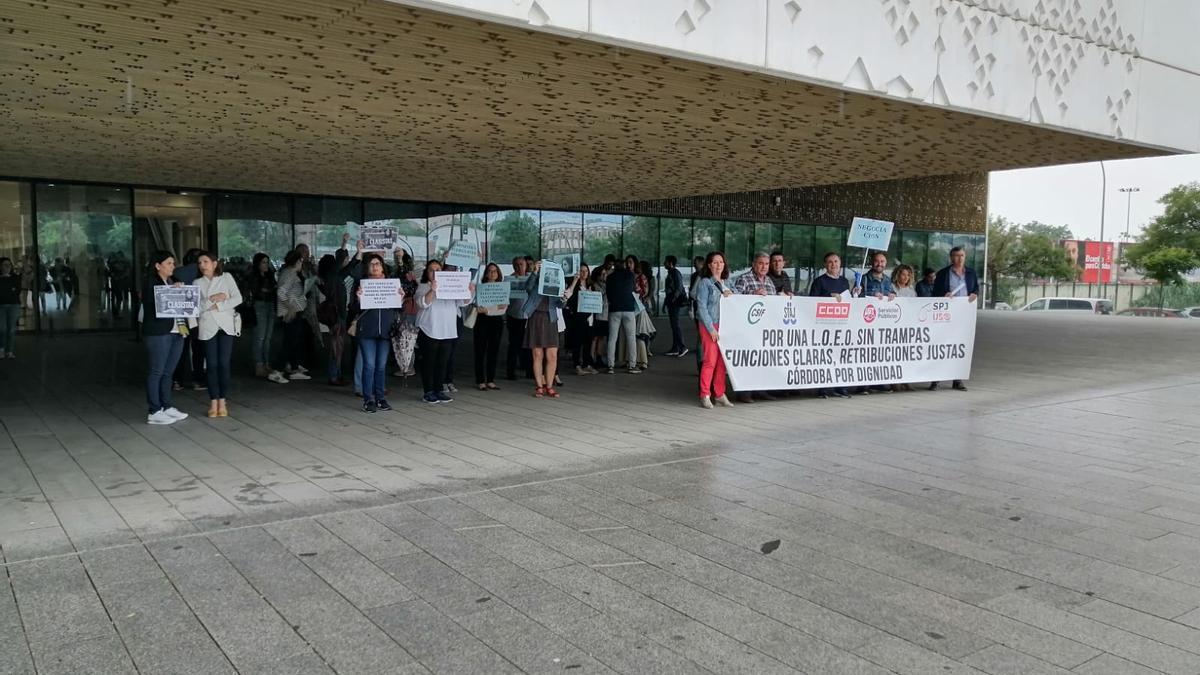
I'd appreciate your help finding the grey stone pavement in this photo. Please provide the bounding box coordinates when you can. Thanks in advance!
[1,312,1199,674]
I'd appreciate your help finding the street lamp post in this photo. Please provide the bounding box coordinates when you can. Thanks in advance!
[1117,186,1139,286]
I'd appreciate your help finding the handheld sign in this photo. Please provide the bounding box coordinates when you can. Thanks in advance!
[577,290,603,314]
[445,240,481,271]
[508,275,529,299]
[434,271,472,300]
[359,278,404,309]
[362,226,396,252]
[476,281,510,307]
[847,217,895,251]
[153,285,201,318]
[552,253,580,277]
[538,260,564,297]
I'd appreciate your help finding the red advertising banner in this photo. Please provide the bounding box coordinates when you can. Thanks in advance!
[1063,240,1114,283]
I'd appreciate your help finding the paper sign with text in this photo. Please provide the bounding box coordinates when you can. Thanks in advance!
[153,285,201,318]
[362,227,396,252]
[476,281,510,307]
[435,271,472,300]
[444,240,481,271]
[576,290,603,314]
[359,278,404,309]
[847,217,895,251]
[538,261,564,297]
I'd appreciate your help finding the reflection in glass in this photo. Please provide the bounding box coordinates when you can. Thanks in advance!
[432,212,486,272]
[754,222,781,257]
[36,184,132,330]
[659,218,691,306]
[217,194,291,265]
[0,182,35,330]
[692,219,724,260]
[928,232,955,271]
[364,201,427,267]
[814,225,847,269]
[723,220,753,277]
[487,210,540,272]
[900,230,929,273]
[781,224,816,293]
[583,213,621,267]
[540,211,582,274]
[621,216,659,266]
[294,197,361,260]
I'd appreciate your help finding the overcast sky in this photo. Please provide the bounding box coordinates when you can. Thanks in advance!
[987,152,1200,242]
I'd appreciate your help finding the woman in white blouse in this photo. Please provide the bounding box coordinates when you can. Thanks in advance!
[195,252,243,417]
[415,260,473,405]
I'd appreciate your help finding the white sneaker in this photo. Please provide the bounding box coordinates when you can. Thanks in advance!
[162,407,189,421]
[267,371,289,384]
[288,372,311,381]
[446,383,458,393]
[714,394,734,407]
[295,365,309,374]
[147,410,175,425]
[700,396,714,409]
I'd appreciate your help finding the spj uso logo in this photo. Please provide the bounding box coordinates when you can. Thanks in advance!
[919,301,952,323]
[747,301,767,325]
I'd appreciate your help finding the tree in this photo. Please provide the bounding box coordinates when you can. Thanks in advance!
[985,215,1076,305]
[488,210,540,264]
[1125,182,1200,286]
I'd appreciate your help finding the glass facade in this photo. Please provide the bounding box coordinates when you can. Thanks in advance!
[0,178,986,332]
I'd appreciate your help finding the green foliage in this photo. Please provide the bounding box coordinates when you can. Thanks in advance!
[1131,282,1200,309]
[487,211,539,264]
[1020,221,1074,241]
[1125,182,1200,285]
[986,215,1076,305]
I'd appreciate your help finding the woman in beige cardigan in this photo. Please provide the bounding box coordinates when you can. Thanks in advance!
[195,252,243,417]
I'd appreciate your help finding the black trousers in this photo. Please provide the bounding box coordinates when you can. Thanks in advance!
[473,315,504,384]
[568,314,594,368]
[278,317,307,371]
[419,331,454,394]
[505,316,531,377]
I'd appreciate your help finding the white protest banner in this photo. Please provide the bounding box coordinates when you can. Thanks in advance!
[434,270,472,300]
[444,240,481,271]
[538,260,564,297]
[362,226,397,252]
[576,290,603,313]
[476,281,510,307]
[359,278,404,309]
[153,285,201,318]
[847,217,895,251]
[718,295,975,391]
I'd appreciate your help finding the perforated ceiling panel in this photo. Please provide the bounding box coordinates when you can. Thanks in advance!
[0,0,1158,207]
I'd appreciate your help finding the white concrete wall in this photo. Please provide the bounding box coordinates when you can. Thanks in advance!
[393,0,1200,153]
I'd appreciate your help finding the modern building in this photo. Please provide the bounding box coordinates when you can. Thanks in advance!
[1,0,1197,331]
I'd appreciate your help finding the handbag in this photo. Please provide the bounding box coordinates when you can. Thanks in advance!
[463,305,478,329]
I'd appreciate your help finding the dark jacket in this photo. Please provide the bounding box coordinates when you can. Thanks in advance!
[348,277,397,340]
[932,266,979,298]
[915,279,936,297]
[0,275,19,305]
[664,267,686,307]
[809,274,850,297]
[605,269,637,312]
[141,275,180,336]
[247,270,277,303]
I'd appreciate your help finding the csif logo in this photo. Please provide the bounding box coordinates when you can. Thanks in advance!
[747,301,767,325]
[782,302,797,325]
[815,303,851,320]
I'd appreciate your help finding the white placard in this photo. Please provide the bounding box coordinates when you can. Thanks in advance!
[718,296,975,391]
[538,260,564,297]
[435,271,472,300]
[359,278,404,309]
[153,285,201,318]
[847,217,895,251]
[444,240,481,271]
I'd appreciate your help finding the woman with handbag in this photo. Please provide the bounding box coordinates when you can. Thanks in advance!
[351,253,405,413]
[195,252,243,418]
[470,262,507,391]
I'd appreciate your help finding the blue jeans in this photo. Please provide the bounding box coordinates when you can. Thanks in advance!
[0,304,18,353]
[145,334,185,413]
[358,337,389,403]
[354,345,364,393]
[252,302,275,367]
[204,331,235,400]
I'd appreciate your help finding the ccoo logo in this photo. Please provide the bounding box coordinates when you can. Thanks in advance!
[747,301,767,325]
[815,303,851,320]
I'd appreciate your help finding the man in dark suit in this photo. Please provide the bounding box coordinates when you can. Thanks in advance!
[930,246,978,392]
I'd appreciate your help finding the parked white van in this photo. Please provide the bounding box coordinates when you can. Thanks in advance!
[1017,297,1113,314]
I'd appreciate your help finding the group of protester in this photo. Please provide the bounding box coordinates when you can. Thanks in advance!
[137,235,977,424]
[695,247,978,408]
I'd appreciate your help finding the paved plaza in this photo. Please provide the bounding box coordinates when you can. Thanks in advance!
[1,313,1199,674]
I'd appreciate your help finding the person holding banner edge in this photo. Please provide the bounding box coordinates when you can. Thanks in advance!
[696,251,735,409]
[929,246,978,392]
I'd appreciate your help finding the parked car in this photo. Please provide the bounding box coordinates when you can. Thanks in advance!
[1017,297,1113,314]
[1115,308,1189,318]
[1178,306,1200,319]
[991,302,1013,311]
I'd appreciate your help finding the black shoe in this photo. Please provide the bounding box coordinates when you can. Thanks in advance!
[362,401,377,413]
[736,393,754,404]
[755,392,778,402]
[834,389,852,399]
[952,381,968,391]
[928,382,939,391]
[376,399,393,411]
[817,392,828,400]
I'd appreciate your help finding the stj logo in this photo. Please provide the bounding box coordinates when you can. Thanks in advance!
[747,301,767,325]
[862,305,877,324]
[782,302,797,325]
[815,303,851,320]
